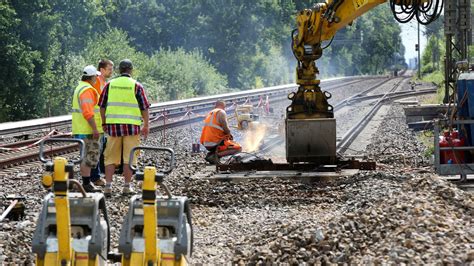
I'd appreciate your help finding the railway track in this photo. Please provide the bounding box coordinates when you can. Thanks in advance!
[335,77,408,153]
[1,76,373,139]
[0,76,387,169]
[1,76,431,171]
[334,79,438,154]
[255,77,436,156]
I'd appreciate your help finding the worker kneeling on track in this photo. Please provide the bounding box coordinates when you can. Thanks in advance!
[200,100,242,164]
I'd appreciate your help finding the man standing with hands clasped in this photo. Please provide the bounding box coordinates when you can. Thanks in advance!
[99,59,150,197]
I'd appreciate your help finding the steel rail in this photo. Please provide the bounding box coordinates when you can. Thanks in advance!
[0,76,380,138]
[336,78,406,154]
[258,136,285,154]
[255,77,401,154]
[0,77,385,169]
[0,77,377,149]
[0,133,71,151]
[336,81,436,154]
[333,77,397,111]
[0,143,78,169]
[256,86,437,155]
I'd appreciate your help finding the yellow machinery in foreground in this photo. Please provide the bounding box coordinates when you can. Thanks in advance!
[234,104,259,130]
[32,138,110,265]
[286,0,443,164]
[118,146,192,265]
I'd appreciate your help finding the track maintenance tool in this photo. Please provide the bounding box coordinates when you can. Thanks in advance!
[234,104,259,130]
[32,138,110,265]
[118,146,193,265]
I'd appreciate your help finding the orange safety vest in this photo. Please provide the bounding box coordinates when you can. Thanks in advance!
[200,109,226,147]
[93,75,105,95]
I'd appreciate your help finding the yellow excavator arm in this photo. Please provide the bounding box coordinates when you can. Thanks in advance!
[288,0,443,120]
[294,0,384,58]
[293,0,385,85]
[286,0,442,164]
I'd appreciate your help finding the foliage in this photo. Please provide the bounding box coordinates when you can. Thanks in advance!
[1,1,407,122]
[318,6,403,77]
[469,45,474,60]
[84,29,228,103]
[422,35,444,74]
[421,71,444,104]
[0,2,41,121]
[150,48,228,101]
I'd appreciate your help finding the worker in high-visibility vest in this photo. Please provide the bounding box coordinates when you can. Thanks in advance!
[71,65,103,192]
[99,59,150,197]
[200,100,242,164]
[90,59,114,186]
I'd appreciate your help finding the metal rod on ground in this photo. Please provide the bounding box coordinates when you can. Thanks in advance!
[0,200,18,222]
[162,109,166,145]
[69,179,87,197]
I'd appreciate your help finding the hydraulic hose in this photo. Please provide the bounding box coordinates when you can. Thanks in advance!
[390,0,444,25]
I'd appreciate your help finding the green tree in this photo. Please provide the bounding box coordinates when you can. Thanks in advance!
[83,29,227,102]
[150,48,228,101]
[107,0,294,89]
[317,6,403,77]
[357,6,402,74]
[0,1,413,122]
[422,35,443,74]
[0,2,41,122]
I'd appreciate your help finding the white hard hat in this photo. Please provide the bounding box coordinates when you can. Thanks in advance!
[83,65,101,76]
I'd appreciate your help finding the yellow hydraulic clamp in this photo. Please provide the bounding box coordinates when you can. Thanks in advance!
[32,138,110,266]
[117,146,193,266]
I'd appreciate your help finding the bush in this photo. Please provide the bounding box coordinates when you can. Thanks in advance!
[421,63,434,75]
[82,29,228,102]
[150,48,228,101]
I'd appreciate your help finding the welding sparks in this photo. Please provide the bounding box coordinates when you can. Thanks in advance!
[243,123,267,152]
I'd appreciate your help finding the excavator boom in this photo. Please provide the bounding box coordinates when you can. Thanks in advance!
[286,0,443,164]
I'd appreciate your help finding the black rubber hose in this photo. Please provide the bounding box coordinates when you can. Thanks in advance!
[390,0,443,25]
[184,199,193,256]
[99,197,111,255]
[291,29,299,60]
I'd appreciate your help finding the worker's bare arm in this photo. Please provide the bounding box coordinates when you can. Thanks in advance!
[217,110,231,135]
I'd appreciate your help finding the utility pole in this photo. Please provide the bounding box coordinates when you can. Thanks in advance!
[444,0,471,103]
[418,22,421,79]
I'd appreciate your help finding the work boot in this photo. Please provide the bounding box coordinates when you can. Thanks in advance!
[104,186,112,197]
[205,152,217,164]
[83,183,102,193]
[93,178,106,187]
[122,186,135,196]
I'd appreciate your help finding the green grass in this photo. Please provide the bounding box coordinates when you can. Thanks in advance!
[416,70,444,104]
[417,131,435,158]
[421,71,444,85]
[415,70,445,158]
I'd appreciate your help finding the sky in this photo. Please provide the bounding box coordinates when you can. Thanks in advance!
[401,20,427,64]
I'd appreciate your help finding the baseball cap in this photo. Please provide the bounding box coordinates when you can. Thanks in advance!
[119,59,133,71]
[83,65,101,76]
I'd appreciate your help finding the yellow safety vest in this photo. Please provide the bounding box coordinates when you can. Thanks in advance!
[72,81,103,134]
[105,76,142,125]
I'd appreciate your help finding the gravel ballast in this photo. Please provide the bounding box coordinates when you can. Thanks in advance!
[1,78,471,264]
